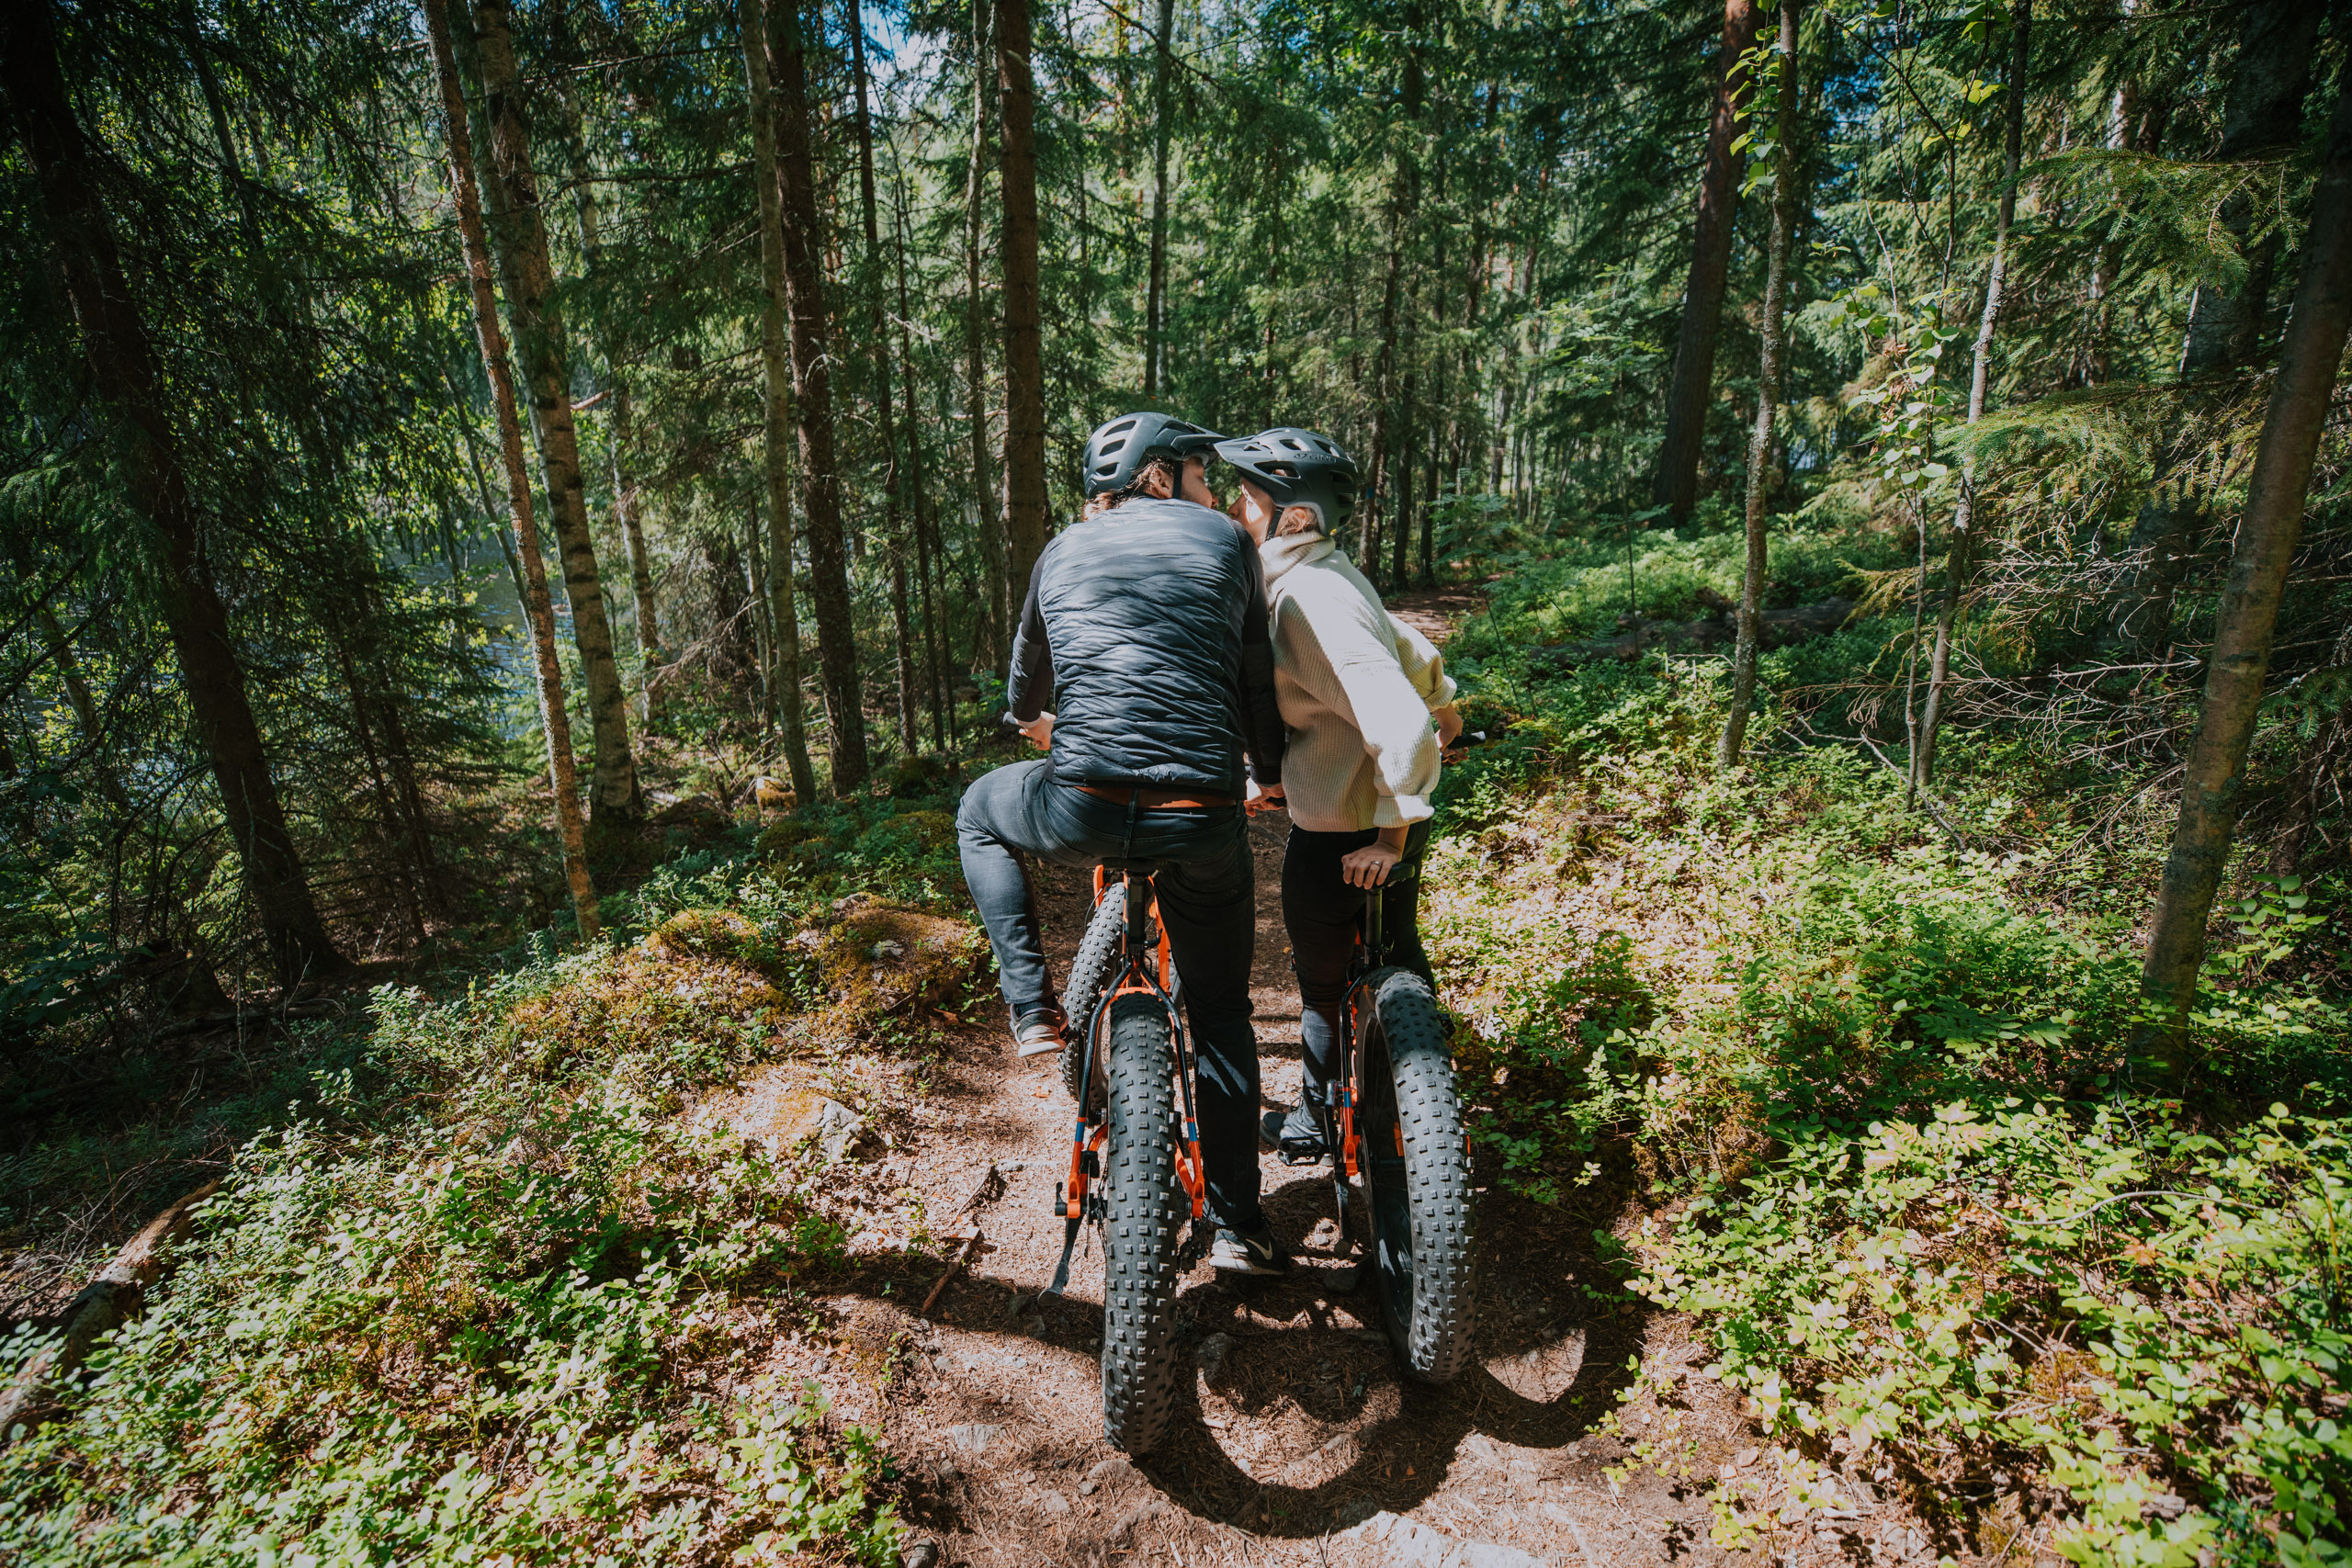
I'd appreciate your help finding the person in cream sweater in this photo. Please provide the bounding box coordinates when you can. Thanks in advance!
[1212,429,1462,1161]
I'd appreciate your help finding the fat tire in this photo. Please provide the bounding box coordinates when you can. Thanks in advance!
[1060,894,1125,1111]
[1098,996,1184,1453]
[1353,967,1476,1383]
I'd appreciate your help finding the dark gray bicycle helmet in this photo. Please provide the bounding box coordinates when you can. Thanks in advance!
[1212,428,1358,534]
[1081,411,1224,498]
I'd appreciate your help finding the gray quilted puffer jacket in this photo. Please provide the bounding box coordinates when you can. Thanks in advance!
[1007,498,1283,797]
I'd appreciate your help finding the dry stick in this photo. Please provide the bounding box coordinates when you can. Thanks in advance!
[921,1228,986,1316]
[1916,0,2030,795]
[0,1180,219,1442]
[424,0,599,942]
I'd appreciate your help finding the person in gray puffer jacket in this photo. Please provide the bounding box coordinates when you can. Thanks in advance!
[956,411,1292,1275]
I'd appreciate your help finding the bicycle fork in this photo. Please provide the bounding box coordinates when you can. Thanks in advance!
[1045,871,1207,1298]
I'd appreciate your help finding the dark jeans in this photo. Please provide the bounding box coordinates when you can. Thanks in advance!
[1283,819,1434,1107]
[956,761,1263,1229]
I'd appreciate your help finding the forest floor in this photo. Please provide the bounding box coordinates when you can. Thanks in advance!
[716,591,1979,1568]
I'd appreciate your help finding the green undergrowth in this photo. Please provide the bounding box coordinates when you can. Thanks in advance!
[0,763,987,1565]
[1428,548,2351,1566]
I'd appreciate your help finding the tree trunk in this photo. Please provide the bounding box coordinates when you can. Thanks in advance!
[463,0,642,844]
[1913,0,2027,794]
[2,0,349,985]
[965,0,1005,663]
[1142,0,1175,397]
[765,0,868,795]
[737,0,817,803]
[611,383,662,721]
[424,0,599,942]
[2137,79,2352,1084]
[553,71,664,728]
[895,168,948,750]
[1718,0,1804,769]
[995,0,1049,602]
[847,0,920,756]
[1652,0,1761,524]
[2105,0,2322,654]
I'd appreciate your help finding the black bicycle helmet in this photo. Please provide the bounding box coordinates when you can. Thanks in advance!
[1211,428,1358,534]
[1080,411,1224,498]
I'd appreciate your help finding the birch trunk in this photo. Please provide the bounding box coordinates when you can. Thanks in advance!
[1913,0,2027,793]
[464,0,641,843]
[424,0,598,941]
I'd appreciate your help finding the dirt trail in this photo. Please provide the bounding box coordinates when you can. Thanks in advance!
[867,590,1752,1568]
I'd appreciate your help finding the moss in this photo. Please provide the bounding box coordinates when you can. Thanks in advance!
[883,751,961,800]
[755,819,821,862]
[787,897,988,1044]
[892,809,956,854]
[646,907,767,966]
[503,923,786,1080]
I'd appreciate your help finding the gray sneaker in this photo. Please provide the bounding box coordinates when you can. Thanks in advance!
[1259,1101,1328,1164]
[1013,1010,1065,1057]
[1207,1221,1291,1276]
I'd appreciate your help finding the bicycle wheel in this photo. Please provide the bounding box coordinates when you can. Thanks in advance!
[1351,967,1476,1382]
[1060,893,1125,1111]
[1098,995,1185,1454]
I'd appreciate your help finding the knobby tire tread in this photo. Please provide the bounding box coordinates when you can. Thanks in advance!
[1060,895,1125,1111]
[1098,996,1183,1453]
[1358,967,1476,1383]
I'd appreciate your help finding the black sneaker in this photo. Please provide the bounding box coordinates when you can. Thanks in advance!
[1259,1101,1328,1164]
[1207,1221,1291,1276]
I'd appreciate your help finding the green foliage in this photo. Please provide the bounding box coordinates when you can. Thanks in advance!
[0,853,927,1562]
[1429,557,2350,1562]
[1634,1103,2352,1568]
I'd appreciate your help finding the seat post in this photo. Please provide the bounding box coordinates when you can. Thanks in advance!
[1124,871,1151,951]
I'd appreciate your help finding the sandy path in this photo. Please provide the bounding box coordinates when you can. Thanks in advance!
[867,590,1754,1568]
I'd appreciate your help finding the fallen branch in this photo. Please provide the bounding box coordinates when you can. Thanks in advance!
[920,1229,985,1317]
[0,1179,220,1443]
[1857,735,1969,849]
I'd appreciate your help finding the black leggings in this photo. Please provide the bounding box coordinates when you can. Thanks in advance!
[1283,819,1434,1105]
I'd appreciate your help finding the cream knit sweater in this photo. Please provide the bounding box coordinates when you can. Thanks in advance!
[1261,533,1456,832]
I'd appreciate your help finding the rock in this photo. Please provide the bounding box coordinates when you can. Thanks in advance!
[1734,1446,1759,1468]
[1108,1498,1169,1541]
[1038,1488,1072,1515]
[1337,1511,1550,1568]
[813,1097,868,1160]
[1087,1456,1136,1488]
[899,1543,939,1568]
[1193,1331,1239,1380]
[1077,1480,1096,1495]
[947,1422,1001,1455]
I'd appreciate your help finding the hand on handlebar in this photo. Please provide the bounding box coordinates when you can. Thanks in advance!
[1340,842,1401,888]
[1008,710,1054,750]
[1246,780,1286,817]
